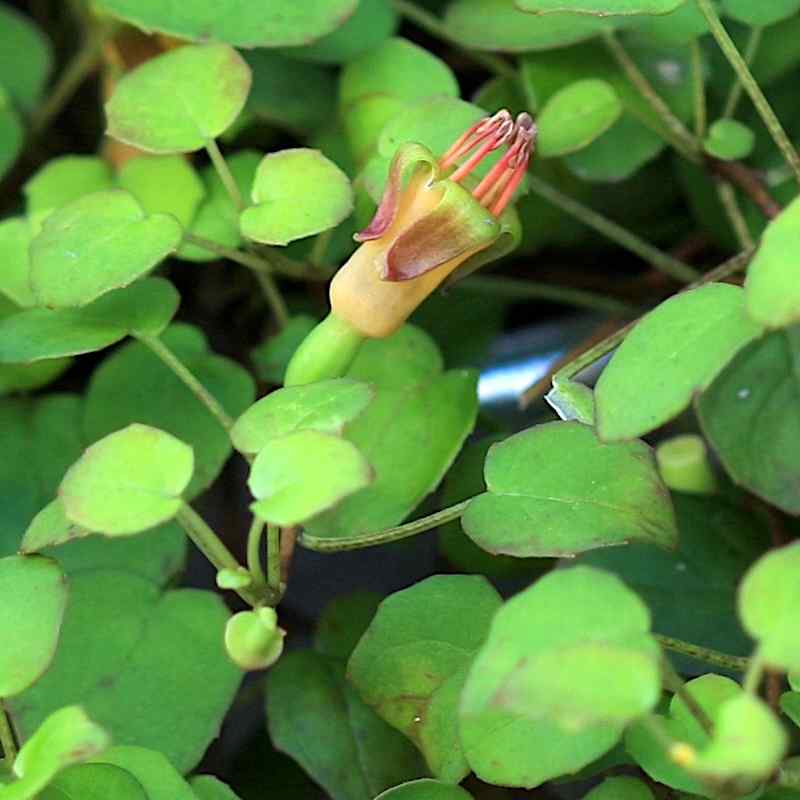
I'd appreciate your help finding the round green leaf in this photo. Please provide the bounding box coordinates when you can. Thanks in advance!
[92,747,195,800]
[697,327,800,514]
[0,4,51,112]
[60,423,193,535]
[626,674,741,796]
[339,37,458,108]
[582,493,768,672]
[0,278,180,362]
[444,0,617,53]
[745,194,800,328]
[0,555,67,697]
[9,573,240,773]
[584,777,654,800]
[460,566,659,787]
[190,775,243,800]
[39,763,148,800]
[564,115,664,182]
[231,378,372,456]
[105,44,251,153]
[268,650,425,800]
[537,79,622,158]
[739,542,800,672]
[516,0,685,14]
[349,575,503,782]
[117,155,205,228]
[703,118,756,161]
[634,0,708,44]
[11,707,109,798]
[30,190,182,308]
[0,216,36,307]
[83,324,254,499]
[376,780,475,800]
[462,421,677,557]
[284,0,398,64]
[240,149,353,245]
[24,156,114,229]
[95,0,358,47]
[595,283,762,441]
[722,0,800,26]
[692,694,786,789]
[314,591,382,661]
[248,430,372,526]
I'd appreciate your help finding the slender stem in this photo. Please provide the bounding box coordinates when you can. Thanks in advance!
[183,232,275,273]
[456,274,637,316]
[723,26,762,119]
[743,649,765,694]
[602,31,700,160]
[175,505,268,607]
[690,39,707,140]
[391,0,517,81]
[707,158,782,219]
[300,499,472,552]
[526,174,699,283]
[137,334,234,431]
[246,517,267,590]
[697,0,800,184]
[254,270,290,329]
[0,699,17,762]
[30,21,118,135]
[656,634,749,672]
[205,138,245,211]
[182,232,326,281]
[267,524,282,598]
[309,229,332,268]
[662,657,714,735]
[716,182,754,250]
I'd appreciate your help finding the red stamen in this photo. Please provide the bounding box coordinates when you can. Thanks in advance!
[470,112,536,217]
[439,109,513,171]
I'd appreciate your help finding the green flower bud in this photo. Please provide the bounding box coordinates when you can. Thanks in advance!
[224,608,285,671]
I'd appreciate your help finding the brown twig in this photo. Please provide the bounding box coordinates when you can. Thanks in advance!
[706,157,782,220]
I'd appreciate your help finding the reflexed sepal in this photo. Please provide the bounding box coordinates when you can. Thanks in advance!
[355,142,439,242]
[443,203,521,287]
[384,179,501,281]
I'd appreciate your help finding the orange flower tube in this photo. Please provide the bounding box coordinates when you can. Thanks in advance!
[285,110,536,386]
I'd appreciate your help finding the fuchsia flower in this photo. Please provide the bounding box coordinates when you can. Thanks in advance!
[329,110,536,338]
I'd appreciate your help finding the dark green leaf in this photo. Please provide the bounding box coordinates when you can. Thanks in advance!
[461,566,659,787]
[250,315,318,385]
[697,327,800,514]
[0,4,51,112]
[268,650,426,800]
[0,279,179,362]
[9,573,241,773]
[349,575,502,781]
[462,421,677,557]
[596,284,762,441]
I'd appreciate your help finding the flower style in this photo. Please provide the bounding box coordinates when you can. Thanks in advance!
[284,110,536,386]
[330,110,536,338]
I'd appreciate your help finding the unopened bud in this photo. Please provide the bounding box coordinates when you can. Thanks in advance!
[224,608,285,671]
